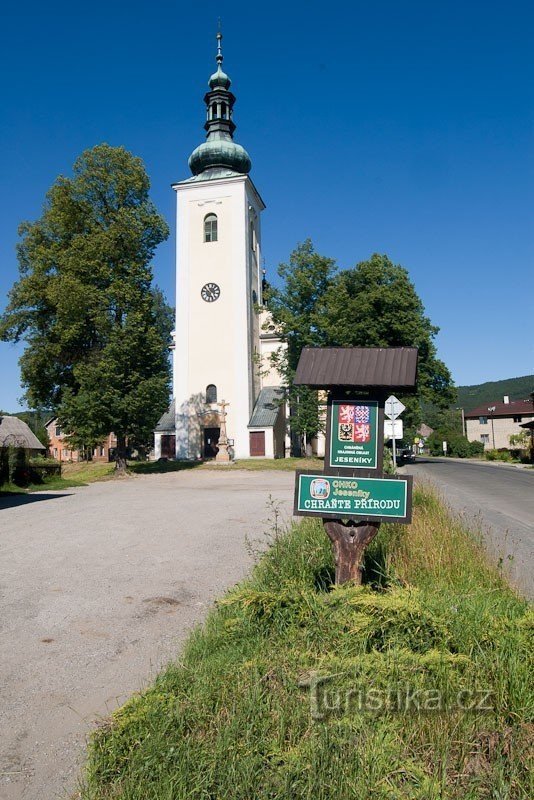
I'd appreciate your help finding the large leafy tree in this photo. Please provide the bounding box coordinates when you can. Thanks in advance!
[267,247,455,442]
[321,254,456,431]
[0,144,171,470]
[265,240,336,452]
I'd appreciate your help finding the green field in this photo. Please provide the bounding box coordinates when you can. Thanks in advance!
[81,485,533,800]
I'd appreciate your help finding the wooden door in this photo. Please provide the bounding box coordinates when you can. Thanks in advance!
[161,435,175,458]
[249,431,265,457]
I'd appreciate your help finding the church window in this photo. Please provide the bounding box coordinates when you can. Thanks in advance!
[204,213,218,242]
[206,384,217,404]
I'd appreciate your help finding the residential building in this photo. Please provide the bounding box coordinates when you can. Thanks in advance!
[45,418,117,462]
[465,396,534,450]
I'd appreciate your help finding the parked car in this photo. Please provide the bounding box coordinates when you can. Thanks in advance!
[396,447,416,465]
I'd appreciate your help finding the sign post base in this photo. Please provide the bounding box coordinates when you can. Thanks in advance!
[323,519,381,585]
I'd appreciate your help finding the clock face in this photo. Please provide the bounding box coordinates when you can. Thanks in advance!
[201,282,220,303]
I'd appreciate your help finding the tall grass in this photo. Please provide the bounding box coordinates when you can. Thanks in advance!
[82,484,533,800]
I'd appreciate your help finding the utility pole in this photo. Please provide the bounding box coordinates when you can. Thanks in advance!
[488,406,496,449]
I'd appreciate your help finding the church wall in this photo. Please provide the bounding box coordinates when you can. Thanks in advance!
[173,175,263,459]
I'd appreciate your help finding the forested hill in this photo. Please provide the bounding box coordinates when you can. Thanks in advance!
[456,375,534,411]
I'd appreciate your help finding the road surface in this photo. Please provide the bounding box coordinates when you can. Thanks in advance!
[0,469,295,800]
[404,457,534,598]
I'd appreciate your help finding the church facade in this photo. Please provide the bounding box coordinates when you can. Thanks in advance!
[154,34,287,460]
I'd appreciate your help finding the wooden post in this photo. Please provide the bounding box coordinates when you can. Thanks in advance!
[323,519,381,584]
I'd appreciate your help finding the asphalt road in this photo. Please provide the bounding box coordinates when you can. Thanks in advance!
[403,457,534,599]
[0,470,295,800]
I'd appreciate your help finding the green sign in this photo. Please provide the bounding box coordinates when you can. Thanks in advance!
[329,400,379,469]
[295,472,412,522]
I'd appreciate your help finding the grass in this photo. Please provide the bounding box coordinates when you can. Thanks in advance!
[200,456,324,472]
[0,461,116,495]
[1,456,325,495]
[130,456,324,473]
[81,484,533,800]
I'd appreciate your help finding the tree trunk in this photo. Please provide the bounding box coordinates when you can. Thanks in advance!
[323,519,381,584]
[115,434,128,474]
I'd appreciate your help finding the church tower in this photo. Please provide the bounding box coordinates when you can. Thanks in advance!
[168,33,270,460]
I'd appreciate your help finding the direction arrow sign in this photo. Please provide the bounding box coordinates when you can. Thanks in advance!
[385,395,406,420]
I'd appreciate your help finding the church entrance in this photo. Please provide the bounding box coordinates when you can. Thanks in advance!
[203,427,220,459]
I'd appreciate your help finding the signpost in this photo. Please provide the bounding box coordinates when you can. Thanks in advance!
[384,419,403,441]
[328,400,379,470]
[295,472,412,522]
[292,346,418,585]
[385,394,405,466]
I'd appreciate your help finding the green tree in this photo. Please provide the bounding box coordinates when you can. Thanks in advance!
[266,240,336,452]
[320,254,456,431]
[0,144,171,471]
[267,248,455,445]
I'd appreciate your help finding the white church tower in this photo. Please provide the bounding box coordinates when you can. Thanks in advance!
[155,34,286,461]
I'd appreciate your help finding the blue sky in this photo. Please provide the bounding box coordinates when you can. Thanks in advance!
[1,0,533,411]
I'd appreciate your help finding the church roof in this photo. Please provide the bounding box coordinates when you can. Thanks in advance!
[155,400,175,432]
[248,387,285,428]
[0,415,45,450]
[187,32,251,179]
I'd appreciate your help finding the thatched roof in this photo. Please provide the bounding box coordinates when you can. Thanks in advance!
[0,416,45,450]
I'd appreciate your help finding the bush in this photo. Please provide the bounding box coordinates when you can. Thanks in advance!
[485,449,513,462]
[447,434,470,458]
[468,440,485,457]
[426,432,445,456]
[427,432,473,458]
[28,458,61,482]
[8,447,31,486]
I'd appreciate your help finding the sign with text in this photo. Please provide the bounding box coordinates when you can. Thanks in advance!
[385,395,405,420]
[294,472,413,523]
[328,400,379,470]
[384,419,403,440]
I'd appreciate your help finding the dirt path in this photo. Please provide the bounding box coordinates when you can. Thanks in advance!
[0,469,294,800]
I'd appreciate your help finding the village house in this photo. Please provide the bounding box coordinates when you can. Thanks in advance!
[45,418,117,462]
[464,396,534,450]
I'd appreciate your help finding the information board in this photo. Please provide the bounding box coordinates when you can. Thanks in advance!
[294,472,412,523]
[328,400,379,470]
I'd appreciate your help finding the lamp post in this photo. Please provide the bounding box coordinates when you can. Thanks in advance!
[488,406,496,449]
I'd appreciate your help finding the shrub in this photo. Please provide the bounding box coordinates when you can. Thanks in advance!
[8,446,30,485]
[447,434,470,458]
[486,449,512,462]
[468,440,485,457]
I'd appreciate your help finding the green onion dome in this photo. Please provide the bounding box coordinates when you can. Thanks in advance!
[188,135,251,176]
[209,66,231,91]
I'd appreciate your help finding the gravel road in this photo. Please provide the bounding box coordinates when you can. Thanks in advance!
[0,469,295,800]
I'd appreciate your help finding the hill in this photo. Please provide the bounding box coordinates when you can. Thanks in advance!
[456,375,534,411]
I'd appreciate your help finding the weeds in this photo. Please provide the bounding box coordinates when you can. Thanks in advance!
[81,484,533,800]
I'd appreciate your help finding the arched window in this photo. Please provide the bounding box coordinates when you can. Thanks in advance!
[220,102,227,119]
[206,384,217,404]
[204,213,218,243]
